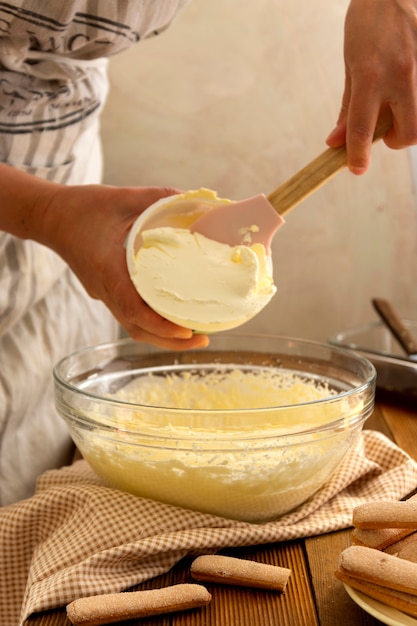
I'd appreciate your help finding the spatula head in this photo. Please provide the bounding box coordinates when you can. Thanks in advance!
[189,194,285,252]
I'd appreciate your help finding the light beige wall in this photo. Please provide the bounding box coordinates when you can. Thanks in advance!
[101,0,417,341]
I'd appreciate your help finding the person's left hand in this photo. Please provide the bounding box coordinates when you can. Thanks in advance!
[39,182,210,350]
[326,0,417,174]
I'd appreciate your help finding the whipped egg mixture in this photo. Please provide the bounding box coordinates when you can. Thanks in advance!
[77,368,363,522]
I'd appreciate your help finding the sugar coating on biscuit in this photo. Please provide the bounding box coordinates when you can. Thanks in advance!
[339,545,417,595]
[353,501,417,529]
[352,527,414,550]
[384,532,417,562]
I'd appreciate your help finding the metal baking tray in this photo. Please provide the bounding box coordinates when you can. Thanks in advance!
[329,319,417,398]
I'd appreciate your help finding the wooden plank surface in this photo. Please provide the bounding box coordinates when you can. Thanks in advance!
[164,544,316,626]
[380,399,417,459]
[28,544,318,626]
[305,529,384,626]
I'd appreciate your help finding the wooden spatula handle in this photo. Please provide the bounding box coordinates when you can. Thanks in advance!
[267,113,392,216]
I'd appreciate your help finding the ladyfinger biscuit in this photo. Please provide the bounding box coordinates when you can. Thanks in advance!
[335,570,417,618]
[191,555,291,592]
[337,545,417,596]
[66,583,211,626]
[384,532,417,562]
[353,500,417,529]
[352,527,415,550]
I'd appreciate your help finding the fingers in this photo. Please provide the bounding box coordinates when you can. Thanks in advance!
[327,0,417,175]
[327,96,409,176]
[340,102,417,176]
[127,186,182,214]
[344,64,417,173]
[327,72,379,175]
[118,296,211,349]
[383,101,417,150]
[124,327,210,351]
[103,272,210,350]
[106,296,211,350]
[345,109,380,176]
[109,296,211,350]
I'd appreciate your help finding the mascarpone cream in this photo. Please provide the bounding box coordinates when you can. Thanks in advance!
[126,189,277,332]
[129,227,276,332]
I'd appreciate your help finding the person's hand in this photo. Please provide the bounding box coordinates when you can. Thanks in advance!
[326,0,417,174]
[39,182,210,350]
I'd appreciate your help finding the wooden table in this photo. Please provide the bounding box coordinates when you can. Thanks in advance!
[30,395,417,626]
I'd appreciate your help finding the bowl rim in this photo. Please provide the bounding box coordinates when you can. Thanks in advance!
[329,318,417,351]
[53,333,376,414]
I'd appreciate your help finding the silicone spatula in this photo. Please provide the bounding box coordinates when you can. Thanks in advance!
[190,114,392,251]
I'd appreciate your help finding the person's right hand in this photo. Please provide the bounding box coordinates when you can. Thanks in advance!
[326,0,417,174]
[37,182,210,350]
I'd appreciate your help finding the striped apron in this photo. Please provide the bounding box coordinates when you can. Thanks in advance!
[0,0,187,504]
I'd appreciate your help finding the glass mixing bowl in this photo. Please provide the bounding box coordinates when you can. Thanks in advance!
[53,334,376,523]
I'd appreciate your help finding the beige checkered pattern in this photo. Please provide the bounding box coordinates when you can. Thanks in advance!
[1,430,417,626]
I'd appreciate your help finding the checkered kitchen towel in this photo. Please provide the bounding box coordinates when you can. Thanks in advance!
[2,430,417,626]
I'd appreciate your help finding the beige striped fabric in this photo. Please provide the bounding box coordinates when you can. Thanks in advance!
[1,430,417,626]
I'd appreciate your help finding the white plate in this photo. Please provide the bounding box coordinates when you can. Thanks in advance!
[344,584,417,626]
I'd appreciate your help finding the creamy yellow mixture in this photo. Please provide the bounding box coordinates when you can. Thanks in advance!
[76,369,363,522]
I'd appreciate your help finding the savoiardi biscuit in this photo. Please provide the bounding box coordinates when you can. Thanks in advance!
[66,583,211,626]
[352,527,415,550]
[353,499,417,530]
[191,554,291,592]
[336,570,417,619]
[384,531,417,562]
[336,545,417,596]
